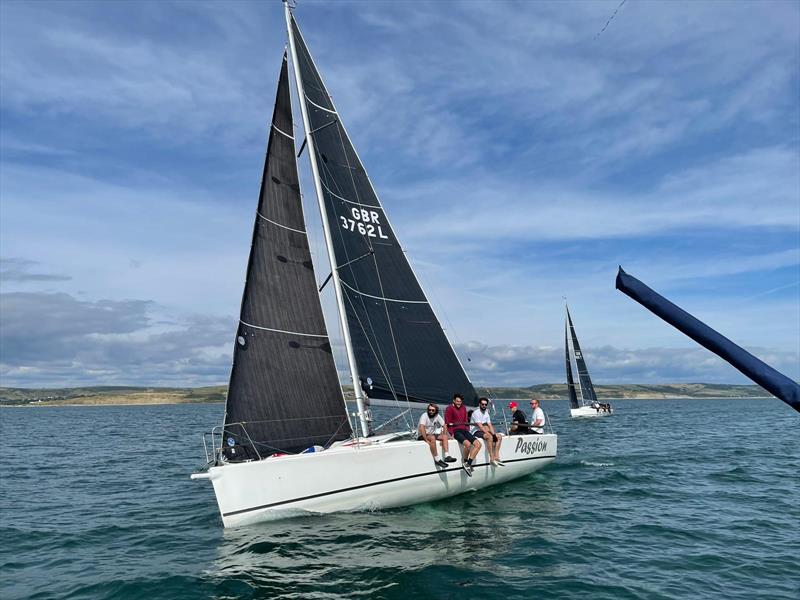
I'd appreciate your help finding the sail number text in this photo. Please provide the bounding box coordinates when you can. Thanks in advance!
[340,207,389,239]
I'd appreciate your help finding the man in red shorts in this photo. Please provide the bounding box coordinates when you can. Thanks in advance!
[444,393,482,476]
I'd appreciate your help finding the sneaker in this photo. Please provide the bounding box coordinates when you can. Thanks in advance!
[490,459,499,467]
[496,460,506,467]
[435,459,448,468]
[462,463,473,477]
[444,456,457,463]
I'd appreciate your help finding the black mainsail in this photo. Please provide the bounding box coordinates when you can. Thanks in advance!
[567,307,598,406]
[565,323,580,410]
[288,15,477,406]
[223,54,352,456]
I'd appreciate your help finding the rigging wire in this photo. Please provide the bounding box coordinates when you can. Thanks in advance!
[315,147,412,430]
[594,0,628,40]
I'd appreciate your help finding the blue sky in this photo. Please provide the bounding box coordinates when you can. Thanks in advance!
[1,0,798,388]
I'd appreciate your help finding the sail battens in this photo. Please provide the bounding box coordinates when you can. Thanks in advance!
[223,51,352,456]
[239,320,328,338]
[320,177,380,208]
[305,95,337,114]
[256,212,307,235]
[290,14,478,406]
[271,123,294,139]
[340,280,428,304]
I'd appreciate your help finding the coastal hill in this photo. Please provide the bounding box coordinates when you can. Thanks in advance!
[0,383,770,406]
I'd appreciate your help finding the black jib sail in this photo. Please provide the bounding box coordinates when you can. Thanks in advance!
[223,54,352,456]
[565,323,580,410]
[616,267,800,413]
[567,308,598,406]
[288,15,477,406]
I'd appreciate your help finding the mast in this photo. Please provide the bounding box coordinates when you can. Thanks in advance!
[564,303,580,410]
[285,2,370,437]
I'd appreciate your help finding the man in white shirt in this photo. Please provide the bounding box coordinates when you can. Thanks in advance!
[418,404,456,468]
[530,398,545,434]
[470,397,504,466]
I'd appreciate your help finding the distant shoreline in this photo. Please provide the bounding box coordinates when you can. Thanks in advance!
[0,383,773,407]
[0,397,772,408]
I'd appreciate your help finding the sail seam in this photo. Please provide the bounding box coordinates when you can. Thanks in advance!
[339,280,428,304]
[271,123,295,140]
[305,94,337,114]
[240,320,328,338]
[257,212,308,235]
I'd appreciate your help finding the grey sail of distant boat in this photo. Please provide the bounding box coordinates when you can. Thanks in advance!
[288,14,477,407]
[616,267,800,413]
[566,306,598,406]
[222,53,352,457]
[565,325,579,410]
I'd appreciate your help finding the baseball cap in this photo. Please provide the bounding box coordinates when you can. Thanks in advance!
[508,401,518,410]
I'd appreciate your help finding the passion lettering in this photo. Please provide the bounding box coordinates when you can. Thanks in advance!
[514,438,548,455]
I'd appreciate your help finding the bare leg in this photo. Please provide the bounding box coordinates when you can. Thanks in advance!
[483,432,495,460]
[426,435,437,459]
[494,434,503,461]
[469,439,482,461]
[439,434,449,458]
[461,440,472,461]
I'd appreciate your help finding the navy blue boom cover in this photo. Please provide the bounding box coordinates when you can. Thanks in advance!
[616,267,800,413]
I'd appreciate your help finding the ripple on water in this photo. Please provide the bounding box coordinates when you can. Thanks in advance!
[1,400,798,600]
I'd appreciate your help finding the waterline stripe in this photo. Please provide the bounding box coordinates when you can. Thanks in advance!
[239,320,328,338]
[222,454,557,517]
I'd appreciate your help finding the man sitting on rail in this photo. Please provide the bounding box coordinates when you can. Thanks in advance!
[418,403,456,468]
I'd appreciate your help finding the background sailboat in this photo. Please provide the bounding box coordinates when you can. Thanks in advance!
[565,303,612,418]
[191,4,557,527]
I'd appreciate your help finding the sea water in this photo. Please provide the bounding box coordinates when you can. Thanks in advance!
[1,399,797,599]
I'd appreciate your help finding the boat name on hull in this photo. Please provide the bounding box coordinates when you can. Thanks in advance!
[514,438,548,455]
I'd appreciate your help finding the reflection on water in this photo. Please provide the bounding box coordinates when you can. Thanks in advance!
[3,400,797,600]
[210,473,562,597]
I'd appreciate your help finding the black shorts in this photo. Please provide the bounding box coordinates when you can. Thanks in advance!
[453,430,477,444]
[475,430,499,443]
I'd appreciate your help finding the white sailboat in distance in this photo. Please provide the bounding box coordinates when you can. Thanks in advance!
[191,3,557,528]
[565,303,613,418]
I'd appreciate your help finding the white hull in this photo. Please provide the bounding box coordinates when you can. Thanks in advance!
[570,405,613,418]
[193,433,556,527]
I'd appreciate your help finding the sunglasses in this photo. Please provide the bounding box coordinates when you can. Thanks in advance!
[479,403,488,407]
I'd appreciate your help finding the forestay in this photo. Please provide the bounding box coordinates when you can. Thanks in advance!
[289,15,478,406]
[223,54,352,456]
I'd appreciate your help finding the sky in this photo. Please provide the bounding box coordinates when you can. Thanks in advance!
[1,0,798,389]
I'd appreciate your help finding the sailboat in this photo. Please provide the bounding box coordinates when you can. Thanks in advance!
[190,4,557,528]
[565,304,612,418]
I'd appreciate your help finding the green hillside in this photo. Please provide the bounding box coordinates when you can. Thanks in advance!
[0,382,771,406]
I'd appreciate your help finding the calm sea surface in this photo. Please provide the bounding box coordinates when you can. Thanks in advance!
[1,399,798,600]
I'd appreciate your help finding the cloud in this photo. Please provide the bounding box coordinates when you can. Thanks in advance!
[0,291,233,387]
[0,258,71,282]
[456,341,800,387]
[0,1,796,387]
